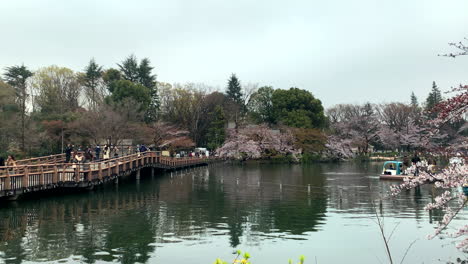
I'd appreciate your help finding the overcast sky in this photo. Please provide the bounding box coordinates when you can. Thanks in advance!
[1,0,468,107]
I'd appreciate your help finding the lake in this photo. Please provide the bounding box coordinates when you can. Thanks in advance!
[0,162,466,264]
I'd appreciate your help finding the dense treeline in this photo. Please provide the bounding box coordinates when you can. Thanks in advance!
[0,57,465,160]
[0,56,327,158]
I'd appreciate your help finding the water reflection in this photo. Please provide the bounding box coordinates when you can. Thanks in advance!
[0,163,461,263]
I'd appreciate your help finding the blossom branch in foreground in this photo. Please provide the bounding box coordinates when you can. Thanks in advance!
[390,163,467,251]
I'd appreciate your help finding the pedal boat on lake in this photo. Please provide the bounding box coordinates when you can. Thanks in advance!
[380,161,411,180]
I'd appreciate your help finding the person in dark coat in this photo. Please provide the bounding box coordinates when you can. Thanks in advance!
[411,152,421,176]
[65,144,73,163]
[95,145,101,161]
[0,156,4,166]
[139,145,147,153]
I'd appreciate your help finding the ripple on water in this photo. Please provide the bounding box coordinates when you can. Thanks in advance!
[0,163,466,264]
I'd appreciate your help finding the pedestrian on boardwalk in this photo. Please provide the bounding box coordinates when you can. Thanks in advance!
[65,144,73,163]
[6,155,17,174]
[84,147,93,162]
[95,145,101,161]
[0,156,4,167]
[139,144,147,153]
[74,152,84,163]
[113,146,119,158]
[127,146,132,156]
[103,144,110,160]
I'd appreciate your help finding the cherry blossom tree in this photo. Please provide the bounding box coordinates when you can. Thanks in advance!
[216,125,300,160]
[390,85,467,251]
[327,103,380,155]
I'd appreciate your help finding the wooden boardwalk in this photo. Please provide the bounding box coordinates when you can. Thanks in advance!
[0,151,214,199]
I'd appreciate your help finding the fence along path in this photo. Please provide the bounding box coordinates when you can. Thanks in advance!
[0,151,213,199]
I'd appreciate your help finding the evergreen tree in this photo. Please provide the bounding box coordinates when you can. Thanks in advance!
[271,87,326,129]
[248,86,275,123]
[138,58,156,89]
[226,73,243,105]
[3,65,33,152]
[116,55,159,123]
[83,58,103,110]
[425,81,443,112]
[138,58,159,123]
[118,55,139,82]
[103,68,121,93]
[410,92,418,107]
[206,106,226,150]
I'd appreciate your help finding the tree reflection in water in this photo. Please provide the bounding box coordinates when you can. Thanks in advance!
[0,163,449,263]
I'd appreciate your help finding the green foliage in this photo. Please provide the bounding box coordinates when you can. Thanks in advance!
[292,128,327,153]
[301,152,322,163]
[32,66,81,114]
[425,81,443,114]
[0,81,19,114]
[117,55,159,123]
[82,58,104,109]
[248,86,275,123]
[107,80,151,112]
[410,91,418,107]
[83,58,103,89]
[226,73,243,106]
[138,58,157,89]
[207,106,226,150]
[3,64,33,90]
[118,54,140,82]
[213,251,304,264]
[103,68,122,92]
[0,81,19,156]
[272,88,326,128]
[282,110,313,128]
[268,153,294,163]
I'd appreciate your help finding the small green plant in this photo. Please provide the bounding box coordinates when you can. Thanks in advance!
[289,255,305,264]
[213,250,304,264]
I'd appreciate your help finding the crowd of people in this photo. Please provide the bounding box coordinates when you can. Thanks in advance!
[64,144,150,163]
[174,150,209,158]
[0,145,210,171]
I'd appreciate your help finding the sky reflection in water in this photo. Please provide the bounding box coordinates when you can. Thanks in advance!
[0,162,466,264]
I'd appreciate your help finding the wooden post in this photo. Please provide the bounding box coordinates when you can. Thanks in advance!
[98,163,103,180]
[5,169,11,191]
[53,165,58,184]
[75,165,80,183]
[22,166,29,189]
[39,166,45,186]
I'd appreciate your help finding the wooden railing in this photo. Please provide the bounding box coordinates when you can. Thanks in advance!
[16,153,66,166]
[0,151,213,195]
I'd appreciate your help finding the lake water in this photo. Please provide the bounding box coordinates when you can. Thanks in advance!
[0,162,466,264]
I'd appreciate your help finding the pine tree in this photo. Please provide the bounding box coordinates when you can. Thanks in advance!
[425,81,443,112]
[410,92,418,107]
[206,106,226,150]
[118,55,139,82]
[226,73,243,105]
[117,55,159,123]
[4,65,33,152]
[138,58,159,123]
[138,58,156,89]
[83,58,103,110]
